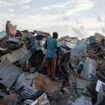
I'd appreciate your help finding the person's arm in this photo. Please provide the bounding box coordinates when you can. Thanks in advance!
[56,40,59,54]
[44,40,47,49]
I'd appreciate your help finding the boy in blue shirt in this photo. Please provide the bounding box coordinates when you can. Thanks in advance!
[45,32,58,80]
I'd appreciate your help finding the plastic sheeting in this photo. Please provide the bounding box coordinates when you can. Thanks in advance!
[71,39,88,56]
[81,58,97,80]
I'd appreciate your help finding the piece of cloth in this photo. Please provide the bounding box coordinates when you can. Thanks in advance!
[46,58,56,80]
[6,21,16,37]
[9,25,16,36]
[46,38,57,58]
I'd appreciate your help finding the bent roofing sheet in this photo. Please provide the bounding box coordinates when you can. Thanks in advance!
[15,72,34,90]
[21,85,38,99]
[0,59,22,88]
[1,45,27,63]
[18,51,31,67]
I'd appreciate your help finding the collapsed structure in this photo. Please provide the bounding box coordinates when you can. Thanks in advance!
[0,30,105,105]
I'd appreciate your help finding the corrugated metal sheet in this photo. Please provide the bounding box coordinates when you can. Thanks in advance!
[15,73,25,90]
[0,59,22,88]
[1,45,27,63]
[20,85,39,99]
[23,72,34,85]
[18,51,31,67]
[15,72,34,90]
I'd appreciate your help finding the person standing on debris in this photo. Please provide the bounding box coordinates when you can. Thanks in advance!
[45,32,58,80]
[23,30,38,52]
[6,20,17,37]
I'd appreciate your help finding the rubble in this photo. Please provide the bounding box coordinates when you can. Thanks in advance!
[0,59,22,88]
[81,57,97,80]
[33,73,61,98]
[0,94,19,105]
[0,30,105,105]
[94,32,105,44]
[0,47,9,55]
[1,45,27,63]
[25,93,50,105]
[72,95,92,105]
[58,36,78,49]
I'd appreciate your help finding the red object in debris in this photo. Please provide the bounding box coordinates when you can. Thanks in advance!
[102,84,105,91]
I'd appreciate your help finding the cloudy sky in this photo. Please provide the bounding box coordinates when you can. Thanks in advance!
[0,0,105,38]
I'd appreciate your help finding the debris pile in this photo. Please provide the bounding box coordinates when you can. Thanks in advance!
[0,30,105,105]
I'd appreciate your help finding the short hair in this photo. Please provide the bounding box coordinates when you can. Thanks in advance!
[6,20,11,24]
[23,30,29,33]
[7,20,11,22]
[53,32,58,38]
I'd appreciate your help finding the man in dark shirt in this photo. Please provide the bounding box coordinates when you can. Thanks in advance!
[45,32,58,80]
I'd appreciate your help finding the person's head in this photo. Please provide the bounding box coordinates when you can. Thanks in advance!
[53,32,58,39]
[6,20,11,24]
[33,30,36,34]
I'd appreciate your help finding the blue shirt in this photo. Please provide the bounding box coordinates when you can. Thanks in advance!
[46,38,57,58]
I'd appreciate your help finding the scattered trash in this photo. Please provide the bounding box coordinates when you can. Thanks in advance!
[33,73,60,98]
[32,93,50,105]
[95,80,105,105]
[72,95,92,105]
[81,57,97,80]
[0,30,105,105]
[71,39,88,57]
